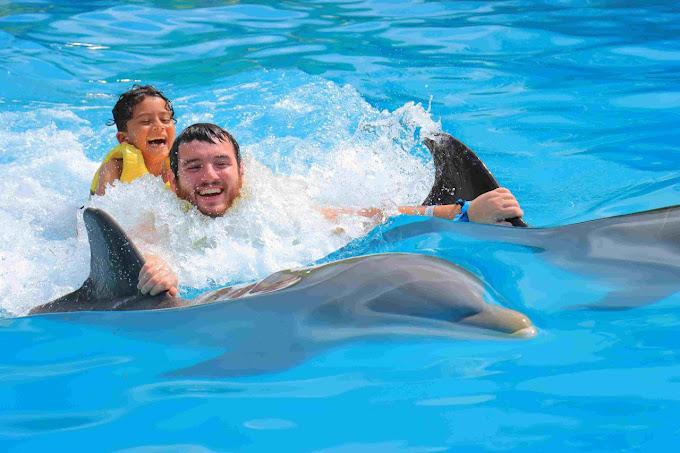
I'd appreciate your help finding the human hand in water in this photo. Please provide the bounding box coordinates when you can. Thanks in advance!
[468,188,523,225]
[138,254,179,297]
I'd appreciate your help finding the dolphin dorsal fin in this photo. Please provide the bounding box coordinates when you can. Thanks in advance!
[422,133,527,227]
[83,207,145,300]
[422,133,499,204]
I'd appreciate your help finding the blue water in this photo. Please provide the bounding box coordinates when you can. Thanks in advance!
[1,1,679,451]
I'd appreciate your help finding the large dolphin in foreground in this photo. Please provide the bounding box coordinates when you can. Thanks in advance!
[29,207,535,376]
[30,209,533,338]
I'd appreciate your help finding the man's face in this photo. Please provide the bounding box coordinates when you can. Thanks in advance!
[174,139,243,217]
[118,96,176,173]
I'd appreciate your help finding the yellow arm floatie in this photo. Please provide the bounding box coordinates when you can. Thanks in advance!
[90,143,151,195]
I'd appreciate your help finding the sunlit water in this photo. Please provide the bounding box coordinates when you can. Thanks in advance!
[1,1,679,451]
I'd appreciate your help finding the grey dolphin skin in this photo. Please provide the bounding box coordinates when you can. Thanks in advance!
[382,203,680,310]
[31,208,535,336]
[422,133,528,227]
[416,133,679,308]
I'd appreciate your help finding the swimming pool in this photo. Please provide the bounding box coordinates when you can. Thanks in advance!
[1,1,679,450]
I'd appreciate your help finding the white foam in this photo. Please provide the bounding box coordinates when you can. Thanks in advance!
[0,109,97,316]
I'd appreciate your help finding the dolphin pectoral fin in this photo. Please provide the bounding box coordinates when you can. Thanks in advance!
[169,344,311,378]
[574,286,680,311]
[458,305,536,337]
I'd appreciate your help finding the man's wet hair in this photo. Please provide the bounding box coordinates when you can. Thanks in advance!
[169,123,241,178]
[107,85,175,132]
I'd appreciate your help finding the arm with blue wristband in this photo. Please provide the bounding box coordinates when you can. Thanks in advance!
[453,199,469,222]
[405,187,522,224]
[321,188,523,226]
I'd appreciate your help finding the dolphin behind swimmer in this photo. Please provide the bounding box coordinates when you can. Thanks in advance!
[398,133,680,309]
[377,204,680,310]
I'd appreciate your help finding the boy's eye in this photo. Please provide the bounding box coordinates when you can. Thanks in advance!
[140,120,152,125]
[160,117,173,124]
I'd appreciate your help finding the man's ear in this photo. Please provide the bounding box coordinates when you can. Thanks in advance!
[167,169,177,193]
[238,164,245,187]
[116,131,127,144]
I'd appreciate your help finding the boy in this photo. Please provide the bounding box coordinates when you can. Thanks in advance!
[90,85,176,195]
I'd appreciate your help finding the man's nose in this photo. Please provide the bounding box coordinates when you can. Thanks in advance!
[202,164,219,181]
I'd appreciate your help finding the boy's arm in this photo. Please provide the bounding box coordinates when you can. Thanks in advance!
[94,158,123,196]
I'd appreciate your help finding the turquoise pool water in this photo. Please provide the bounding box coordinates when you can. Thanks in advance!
[1,1,679,451]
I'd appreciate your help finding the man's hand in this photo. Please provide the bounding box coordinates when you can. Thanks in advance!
[138,254,179,297]
[468,188,524,225]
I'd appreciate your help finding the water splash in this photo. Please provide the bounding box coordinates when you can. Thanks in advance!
[0,74,440,316]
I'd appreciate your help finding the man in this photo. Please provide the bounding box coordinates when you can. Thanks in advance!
[167,123,243,217]
[138,123,524,297]
[138,123,243,297]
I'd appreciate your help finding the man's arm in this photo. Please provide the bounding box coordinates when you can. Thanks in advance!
[465,187,523,224]
[138,254,179,297]
[322,187,523,225]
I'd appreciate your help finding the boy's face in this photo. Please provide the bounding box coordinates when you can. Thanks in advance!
[117,96,176,172]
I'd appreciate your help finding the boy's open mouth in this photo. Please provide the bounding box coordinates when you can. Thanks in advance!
[148,138,166,146]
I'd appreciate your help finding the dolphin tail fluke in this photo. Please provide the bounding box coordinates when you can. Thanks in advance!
[422,133,527,227]
[30,208,180,314]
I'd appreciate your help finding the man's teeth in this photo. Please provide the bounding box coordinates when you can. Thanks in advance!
[198,188,222,195]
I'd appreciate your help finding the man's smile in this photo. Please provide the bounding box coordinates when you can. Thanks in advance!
[197,186,224,197]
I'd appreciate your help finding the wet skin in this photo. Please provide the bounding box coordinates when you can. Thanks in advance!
[117,96,176,175]
[173,139,243,217]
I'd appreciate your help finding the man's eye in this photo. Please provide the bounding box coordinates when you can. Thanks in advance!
[186,166,201,172]
[215,160,230,168]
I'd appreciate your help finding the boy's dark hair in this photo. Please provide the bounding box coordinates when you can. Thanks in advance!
[170,123,241,178]
[107,85,174,131]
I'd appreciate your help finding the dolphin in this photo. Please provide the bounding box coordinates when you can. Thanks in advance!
[329,132,678,309]
[378,203,680,310]
[29,208,535,376]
